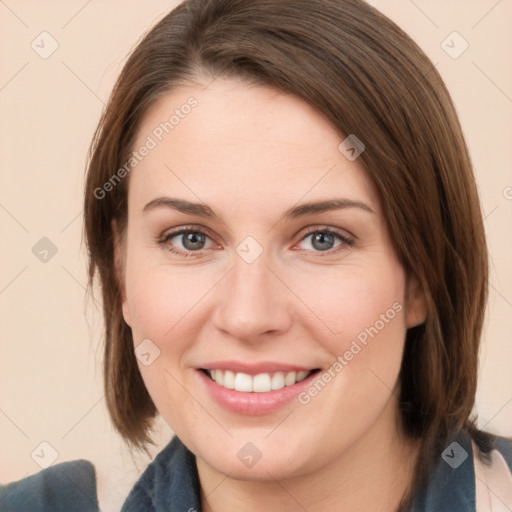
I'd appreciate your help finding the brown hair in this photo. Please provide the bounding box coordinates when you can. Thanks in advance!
[83,0,491,504]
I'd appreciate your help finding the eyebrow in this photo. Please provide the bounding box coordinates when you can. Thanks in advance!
[142,196,375,221]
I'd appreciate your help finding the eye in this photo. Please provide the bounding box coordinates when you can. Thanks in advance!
[296,228,353,253]
[158,228,216,256]
[157,225,353,258]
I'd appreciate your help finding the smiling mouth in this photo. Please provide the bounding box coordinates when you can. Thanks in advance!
[201,368,321,393]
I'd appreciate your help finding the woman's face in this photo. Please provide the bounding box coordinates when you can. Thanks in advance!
[118,78,426,480]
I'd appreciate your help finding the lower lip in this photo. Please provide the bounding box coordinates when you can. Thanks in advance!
[198,370,318,416]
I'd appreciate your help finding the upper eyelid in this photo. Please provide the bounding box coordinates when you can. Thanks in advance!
[162,225,217,241]
[161,225,353,248]
[293,227,354,250]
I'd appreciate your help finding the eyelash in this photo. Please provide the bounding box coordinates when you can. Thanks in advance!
[157,226,354,258]
[156,225,354,258]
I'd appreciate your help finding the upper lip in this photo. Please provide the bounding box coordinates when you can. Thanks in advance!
[199,361,318,375]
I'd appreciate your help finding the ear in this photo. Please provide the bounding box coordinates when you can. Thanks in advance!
[405,274,427,328]
[112,219,131,327]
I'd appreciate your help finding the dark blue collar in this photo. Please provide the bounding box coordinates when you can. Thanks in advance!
[121,430,484,512]
[411,430,475,511]
[121,436,201,512]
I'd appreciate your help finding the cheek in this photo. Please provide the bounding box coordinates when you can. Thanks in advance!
[124,244,222,364]
[284,258,407,354]
[123,257,215,431]
[125,241,407,369]
[284,256,408,428]
[125,266,201,347]
[285,261,407,452]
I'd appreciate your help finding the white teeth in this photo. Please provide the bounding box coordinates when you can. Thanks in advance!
[284,371,297,386]
[234,372,253,392]
[253,373,272,393]
[207,369,311,392]
[223,370,235,389]
[271,371,285,390]
[296,370,309,382]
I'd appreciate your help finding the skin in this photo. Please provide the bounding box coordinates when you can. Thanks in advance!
[115,77,427,512]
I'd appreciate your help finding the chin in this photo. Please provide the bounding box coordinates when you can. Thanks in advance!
[193,435,315,481]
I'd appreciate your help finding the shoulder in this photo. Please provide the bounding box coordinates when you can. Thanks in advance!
[412,430,512,512]
[473,433,512,511]
[121,435,201,512]
[493,435,512,471]
[0,459,98,512]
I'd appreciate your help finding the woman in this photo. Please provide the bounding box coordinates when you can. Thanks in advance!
[2,0,511,510]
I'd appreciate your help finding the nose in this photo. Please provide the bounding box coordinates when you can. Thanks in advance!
[211,253,293,343]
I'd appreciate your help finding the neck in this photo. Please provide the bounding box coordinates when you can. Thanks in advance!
[197,397,420,512]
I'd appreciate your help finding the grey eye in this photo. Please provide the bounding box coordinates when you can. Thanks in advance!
[179,232,207,250]
[312,232,335,251]
[166,230,213,252]
[299,231,343,252]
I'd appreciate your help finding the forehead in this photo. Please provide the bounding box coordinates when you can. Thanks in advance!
[128,78,380,217]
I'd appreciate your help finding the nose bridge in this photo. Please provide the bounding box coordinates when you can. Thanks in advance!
[232,252,272,302]
[212,249,291,341]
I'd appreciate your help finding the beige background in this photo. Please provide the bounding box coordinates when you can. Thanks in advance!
[0,1,511,510]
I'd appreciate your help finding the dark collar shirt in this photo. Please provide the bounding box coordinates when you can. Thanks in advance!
[1,430,511,512]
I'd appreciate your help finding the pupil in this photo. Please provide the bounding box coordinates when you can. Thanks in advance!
[183,232,204,250]
[312,232,334,251]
